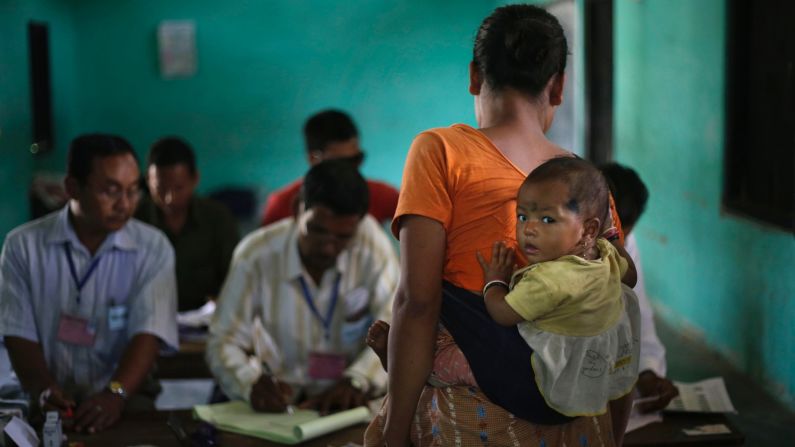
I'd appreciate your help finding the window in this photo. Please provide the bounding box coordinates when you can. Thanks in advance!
[723,0,794,232]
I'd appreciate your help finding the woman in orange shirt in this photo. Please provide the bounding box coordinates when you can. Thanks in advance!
[366,4,635,446]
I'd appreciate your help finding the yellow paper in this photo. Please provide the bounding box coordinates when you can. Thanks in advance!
[193,401,370,444]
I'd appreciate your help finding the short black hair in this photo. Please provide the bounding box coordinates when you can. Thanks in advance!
[148,136,197,175]
[67,134,137,184]
[301,159,369,217]
[523,157,610,226]
[303,109,359,153]
[599,162,649,231]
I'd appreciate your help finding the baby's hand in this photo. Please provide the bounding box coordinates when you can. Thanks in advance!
[476,241,515,283]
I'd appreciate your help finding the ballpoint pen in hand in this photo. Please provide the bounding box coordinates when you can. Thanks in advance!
[252,316,294,415]
[261,361,295,415]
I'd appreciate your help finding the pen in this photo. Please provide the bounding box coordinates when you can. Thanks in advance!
[633,395,661,405]
[261,361,295,415]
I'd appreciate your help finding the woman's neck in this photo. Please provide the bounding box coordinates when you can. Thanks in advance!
[476,91,565,173]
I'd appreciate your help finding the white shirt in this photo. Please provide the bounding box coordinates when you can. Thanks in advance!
[625,233,667,377]
[0,206,178,399]
[206,215,398,402]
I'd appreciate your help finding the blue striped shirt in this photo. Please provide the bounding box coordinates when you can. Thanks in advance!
[0,205,178,399]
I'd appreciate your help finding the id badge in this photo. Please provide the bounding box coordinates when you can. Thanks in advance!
[341,314,372,347]
[108,304,128,331]
[307,351,346,380]
[57,313,96,347]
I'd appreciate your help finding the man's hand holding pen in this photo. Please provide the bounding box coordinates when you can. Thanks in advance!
[249,372,294,413]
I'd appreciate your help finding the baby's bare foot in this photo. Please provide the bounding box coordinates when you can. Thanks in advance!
[366,320,390,371]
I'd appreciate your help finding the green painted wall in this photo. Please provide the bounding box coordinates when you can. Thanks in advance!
[33,0,504,199]
[0,0,78,237]
[615,0,795,409]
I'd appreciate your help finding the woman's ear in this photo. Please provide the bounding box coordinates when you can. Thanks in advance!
[548,72,566,106]
[469,61,482,95]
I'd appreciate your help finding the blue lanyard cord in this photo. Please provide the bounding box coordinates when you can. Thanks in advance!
[297,273,341,340]
[63,244,102,305]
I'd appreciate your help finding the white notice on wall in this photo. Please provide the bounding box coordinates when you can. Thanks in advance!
[158,20,197,78]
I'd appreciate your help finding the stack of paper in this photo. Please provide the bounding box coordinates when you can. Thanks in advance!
[194,401,371,444]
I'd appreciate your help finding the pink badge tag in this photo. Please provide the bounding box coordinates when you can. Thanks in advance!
[307,352,346,380]
[56,314,96,347]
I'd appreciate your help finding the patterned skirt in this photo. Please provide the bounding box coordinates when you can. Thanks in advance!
[364,385,616,447]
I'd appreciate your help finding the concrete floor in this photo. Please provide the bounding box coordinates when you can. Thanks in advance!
[658,317,795,446]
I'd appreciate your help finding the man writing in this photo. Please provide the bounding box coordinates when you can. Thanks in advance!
[0,134,178,433]
[208,159,398,413]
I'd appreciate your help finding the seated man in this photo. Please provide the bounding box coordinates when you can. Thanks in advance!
[136,137,240,312]
[208,159,398,413]
[260,109,399,226]
[0,134,178,433]
[600,162,679,417]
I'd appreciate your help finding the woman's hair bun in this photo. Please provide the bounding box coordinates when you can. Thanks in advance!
[474,4,568,97]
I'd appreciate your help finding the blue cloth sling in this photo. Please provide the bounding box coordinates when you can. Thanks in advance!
[439,280,574,425]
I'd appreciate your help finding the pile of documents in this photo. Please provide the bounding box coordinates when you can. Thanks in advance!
[194,400,371,444]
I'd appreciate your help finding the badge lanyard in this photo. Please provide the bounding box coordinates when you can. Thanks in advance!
[297,273,341,341]
[63,244,102,305]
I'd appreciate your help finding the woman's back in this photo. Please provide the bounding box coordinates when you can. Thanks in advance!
[394,124,569,291]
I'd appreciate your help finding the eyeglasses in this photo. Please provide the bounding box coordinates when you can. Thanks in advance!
[309,151,366,167]
[87,183,142,203]
[302,222,356,247]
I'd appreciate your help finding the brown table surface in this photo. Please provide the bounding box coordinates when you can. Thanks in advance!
[157,340,212,380]
[625,412,744,446]
[66,410,743,447]
[66,409,367,446]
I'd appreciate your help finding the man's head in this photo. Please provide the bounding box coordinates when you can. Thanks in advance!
[296,159,369,275]
[65,134,141,234]
[303,109,363,167]
[145,137,199,216]
[599,162,649,236]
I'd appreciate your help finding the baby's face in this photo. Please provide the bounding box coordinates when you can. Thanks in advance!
[515,180,587,264]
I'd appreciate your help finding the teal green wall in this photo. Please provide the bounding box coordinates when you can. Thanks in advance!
[32,0,500,197]
[615,0,795,409]
[0,0,78,237]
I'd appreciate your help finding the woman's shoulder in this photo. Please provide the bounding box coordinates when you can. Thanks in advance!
[414,123,483,143]
[410,123,496,162]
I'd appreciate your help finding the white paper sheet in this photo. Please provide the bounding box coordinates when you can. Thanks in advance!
[4,416,39,447]
[666,377,737,413]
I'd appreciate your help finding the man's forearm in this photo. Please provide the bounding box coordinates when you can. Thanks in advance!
[4,336,56,395]
[111,333,160,395]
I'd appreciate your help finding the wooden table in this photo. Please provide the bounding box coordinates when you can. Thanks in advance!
[157,340,213,379]
[66,410,368,446]
[66,410,743,447]
[625,412,744,446]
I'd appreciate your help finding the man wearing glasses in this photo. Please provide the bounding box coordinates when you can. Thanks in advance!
[0,134,178,433]
[260,109,399,226]
[208,159,398,413]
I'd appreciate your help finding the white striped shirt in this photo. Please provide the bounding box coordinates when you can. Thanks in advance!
[206,215,398,402]
[625,234,667,377]
[0,206,178,399]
